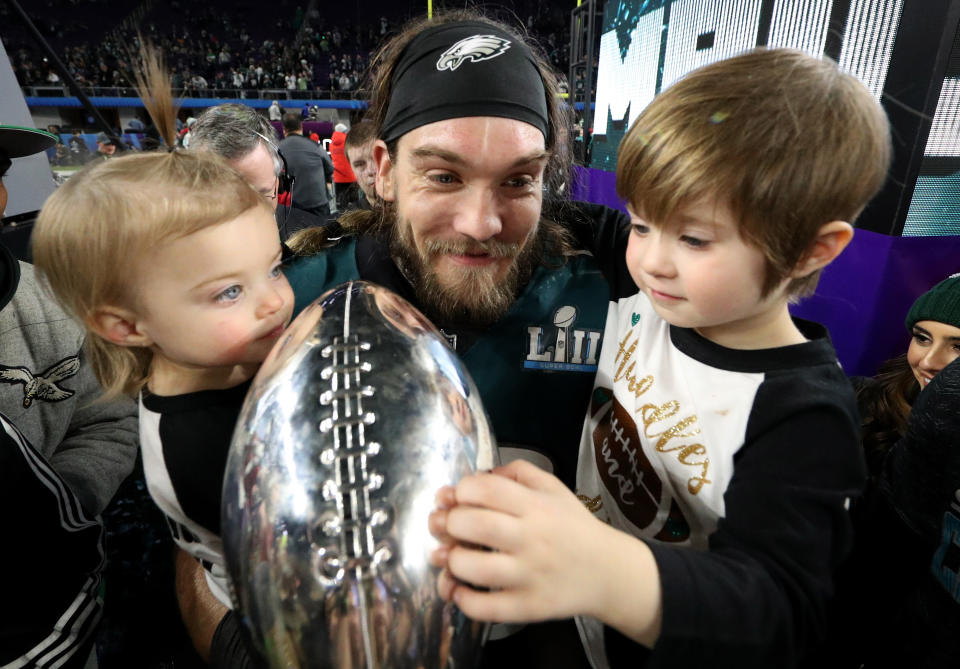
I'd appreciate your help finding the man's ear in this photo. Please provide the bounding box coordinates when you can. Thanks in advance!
[88,306,153,348]
[792,221,854,279]
[372,139,394,202]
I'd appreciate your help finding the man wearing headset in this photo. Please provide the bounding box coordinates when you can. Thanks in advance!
[189,103,326,239]
[278,111,335,219]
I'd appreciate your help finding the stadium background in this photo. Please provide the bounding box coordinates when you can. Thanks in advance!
[6,1,960,666]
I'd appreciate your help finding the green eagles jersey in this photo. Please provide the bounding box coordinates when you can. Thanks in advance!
[284,236,610,488]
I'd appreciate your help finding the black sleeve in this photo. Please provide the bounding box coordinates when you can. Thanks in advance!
[882,356,960,538]
[562,201,636,298]
[607,369,865,669]
[209,610,266,669]
[321,149,335,184]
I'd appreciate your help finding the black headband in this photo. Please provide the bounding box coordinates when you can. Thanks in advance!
[381,21,550,144]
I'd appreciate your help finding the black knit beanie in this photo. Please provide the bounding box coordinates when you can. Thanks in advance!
[905,273,960,330]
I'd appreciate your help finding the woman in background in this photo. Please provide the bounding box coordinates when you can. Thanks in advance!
[853,274,960,477]
[815,274,960,669]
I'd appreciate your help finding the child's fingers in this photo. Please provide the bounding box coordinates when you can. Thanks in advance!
[434,485,456,510]
[436,567,457,602]
[444,506,522,553]
[428,507,452,542]
[492,459,566,494]
[451,470,537,517]
[429,543,450,569]
[449,584,538,624]
[446,543,522,591]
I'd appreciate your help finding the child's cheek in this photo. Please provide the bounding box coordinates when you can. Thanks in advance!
[213,320,259,363]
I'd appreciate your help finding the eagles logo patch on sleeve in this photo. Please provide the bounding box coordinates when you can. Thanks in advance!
[436,35,511,71]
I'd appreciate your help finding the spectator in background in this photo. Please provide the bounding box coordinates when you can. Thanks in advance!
[94,131,117,159]
[68,129,90,163]
[51,141,70,166]
[279,111,334,218]
[810,274,960,668]
[853,275,960,476]
[177,117,196,149]
[268,100,283,121]
[344,119,376,210]
[0,124,138,669]
[190,102,325,239]
[329,122,357,211]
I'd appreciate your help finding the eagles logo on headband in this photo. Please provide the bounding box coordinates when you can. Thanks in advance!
[381,21,550,144]
[436,35,511,71]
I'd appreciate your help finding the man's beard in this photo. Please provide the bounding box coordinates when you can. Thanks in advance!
[390,220,540,327]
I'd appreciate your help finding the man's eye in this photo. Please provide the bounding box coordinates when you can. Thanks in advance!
[505,176,534,188]
[630,223,649,235]
[216,285,242,302]
[429,173,457,185]
[269,264,283,278]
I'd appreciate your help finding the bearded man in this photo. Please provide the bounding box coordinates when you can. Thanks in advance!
[286,13,626,495]
[182,10,628,669]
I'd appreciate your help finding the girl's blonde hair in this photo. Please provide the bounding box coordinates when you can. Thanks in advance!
[33,149,268,399]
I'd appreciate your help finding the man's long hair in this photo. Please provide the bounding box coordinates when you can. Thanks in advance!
[288,9,577,262]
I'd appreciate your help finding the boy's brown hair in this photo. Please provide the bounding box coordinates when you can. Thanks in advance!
[345,119,375,155]
[617,48,891,297]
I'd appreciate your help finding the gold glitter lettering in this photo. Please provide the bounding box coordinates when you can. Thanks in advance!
[678,444,711,494]
[577,494,604,513]
[653,415,701,453]
[612,331,712,495]
[640,401,680,438]
[614,331,653,400]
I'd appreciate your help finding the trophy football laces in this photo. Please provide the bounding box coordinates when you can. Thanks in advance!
[316,292,393,584]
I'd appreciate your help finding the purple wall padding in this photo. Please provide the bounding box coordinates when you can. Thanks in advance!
[571,163,622,210]
[571,165,960,377]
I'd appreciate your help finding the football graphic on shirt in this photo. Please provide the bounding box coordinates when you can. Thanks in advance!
[591,389,690,542]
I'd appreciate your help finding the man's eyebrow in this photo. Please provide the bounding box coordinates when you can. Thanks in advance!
[410,146,466,165]
[508,151,550,168]
[410,146,550,169]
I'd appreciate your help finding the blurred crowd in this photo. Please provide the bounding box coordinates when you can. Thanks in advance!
[3,0,572,97]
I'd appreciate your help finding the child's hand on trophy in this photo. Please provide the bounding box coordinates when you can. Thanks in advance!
[427,459,652,627]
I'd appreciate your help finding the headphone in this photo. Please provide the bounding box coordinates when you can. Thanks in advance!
[253,130,294,196]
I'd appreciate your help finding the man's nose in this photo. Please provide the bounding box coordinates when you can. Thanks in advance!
[452,187,502,241]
